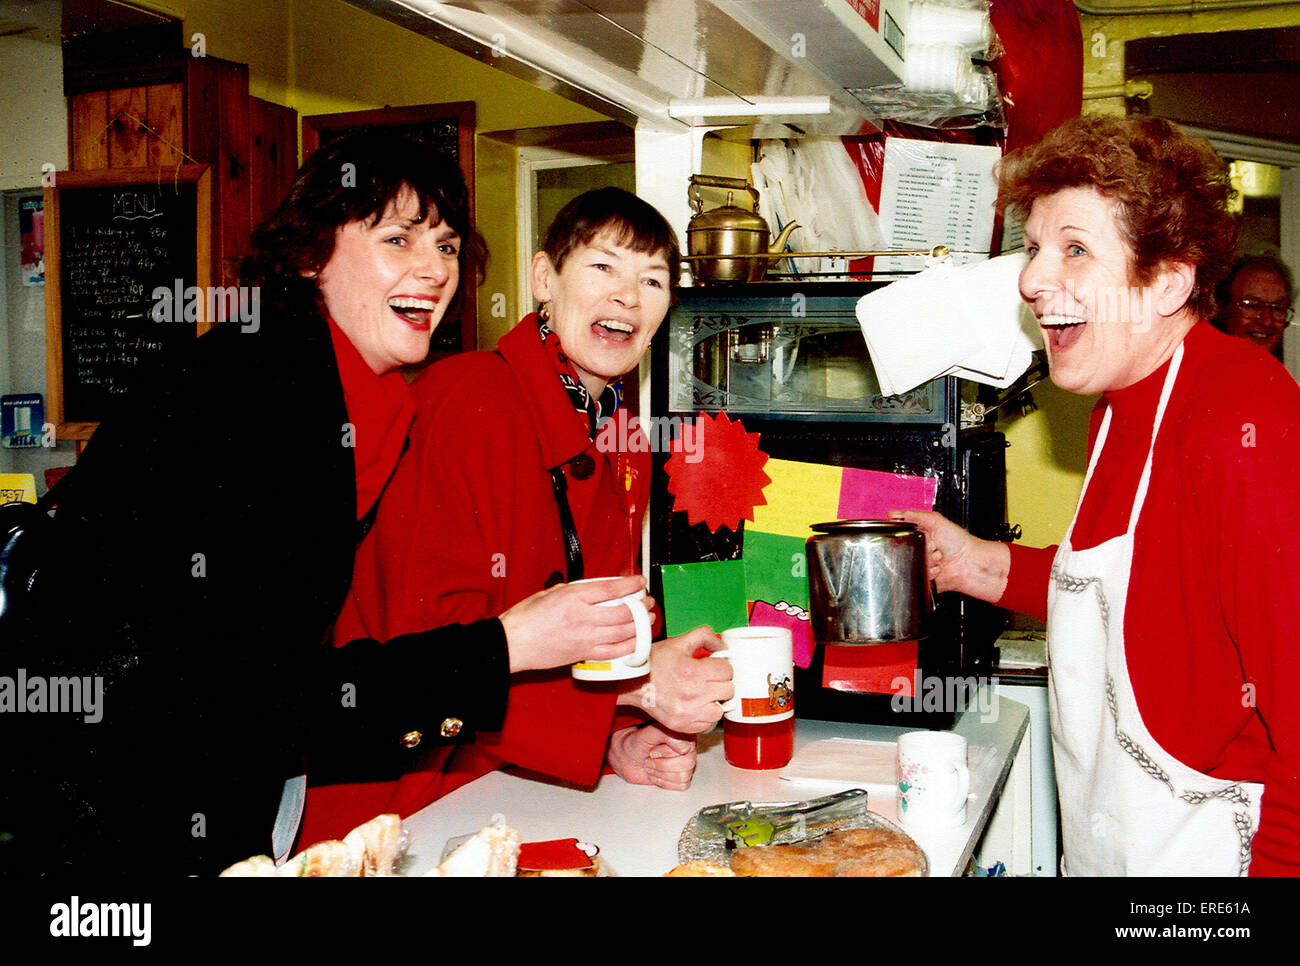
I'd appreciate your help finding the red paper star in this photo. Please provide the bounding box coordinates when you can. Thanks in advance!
[665,412,770,532]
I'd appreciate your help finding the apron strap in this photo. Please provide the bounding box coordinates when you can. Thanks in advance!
[1128,343,1185,532]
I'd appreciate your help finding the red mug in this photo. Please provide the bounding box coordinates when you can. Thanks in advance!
[723,716,795,770]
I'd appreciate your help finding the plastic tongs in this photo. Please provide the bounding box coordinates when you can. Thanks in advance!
[694,788,869,849]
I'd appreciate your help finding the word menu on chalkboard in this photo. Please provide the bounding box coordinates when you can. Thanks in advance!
[45,166,212,440]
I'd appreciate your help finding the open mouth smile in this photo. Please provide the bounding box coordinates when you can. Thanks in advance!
[593,318,636,341]
[1039,313,1087,351]
[388,296,440,328]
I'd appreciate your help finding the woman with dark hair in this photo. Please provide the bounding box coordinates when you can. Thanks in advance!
[2,132,646,876]
[305,187,732,843]
[897,115,1300,875]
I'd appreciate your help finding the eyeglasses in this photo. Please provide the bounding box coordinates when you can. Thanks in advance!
[1235,298,1295,323]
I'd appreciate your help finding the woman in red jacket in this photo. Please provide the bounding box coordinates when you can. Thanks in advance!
[303,188,732,842]
[899,115,1300,876]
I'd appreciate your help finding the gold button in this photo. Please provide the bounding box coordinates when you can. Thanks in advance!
[440,717,464,737]
[400,730,422,749]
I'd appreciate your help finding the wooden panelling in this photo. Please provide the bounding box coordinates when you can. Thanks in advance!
[68,90,109,169]
[146,82,185,165]
[106,85,149,166]
[185,57,252,286]
[71,84,185,169]
[216,59,251,287]
[248,97,299,230]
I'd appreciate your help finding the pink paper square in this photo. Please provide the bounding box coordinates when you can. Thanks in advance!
[749,599,814,668]
[837,467,937,520]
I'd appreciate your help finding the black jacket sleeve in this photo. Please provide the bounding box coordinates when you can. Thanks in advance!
[306,619,511,783]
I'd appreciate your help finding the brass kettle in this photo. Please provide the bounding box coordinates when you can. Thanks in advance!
[686,175,800,284]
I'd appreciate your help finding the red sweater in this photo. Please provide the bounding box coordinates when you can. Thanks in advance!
[1000,322,1300,875]
[299,317,650,844]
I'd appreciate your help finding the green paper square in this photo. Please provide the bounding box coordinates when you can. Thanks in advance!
[659,560,749,636]
[742,530,810,610]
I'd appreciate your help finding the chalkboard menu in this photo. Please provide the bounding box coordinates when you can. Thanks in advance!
[45,166,212,440]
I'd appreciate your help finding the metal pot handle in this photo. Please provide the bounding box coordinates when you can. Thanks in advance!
[689,174,760,214]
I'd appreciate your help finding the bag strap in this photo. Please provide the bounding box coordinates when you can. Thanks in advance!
[492,347,587,583]
[548,465,584,582]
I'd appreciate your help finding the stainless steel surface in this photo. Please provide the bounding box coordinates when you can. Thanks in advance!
[345,0,906,133]
[806,519,930,644]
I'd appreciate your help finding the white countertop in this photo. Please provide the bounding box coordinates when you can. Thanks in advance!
[400,698,1029,877]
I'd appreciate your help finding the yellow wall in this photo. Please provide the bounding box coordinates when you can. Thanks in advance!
[1080,3,1300,116]
[157,0,609,347]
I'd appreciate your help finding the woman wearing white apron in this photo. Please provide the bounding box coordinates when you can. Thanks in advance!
[1049,343,1259,875]
[898,114,1300,876]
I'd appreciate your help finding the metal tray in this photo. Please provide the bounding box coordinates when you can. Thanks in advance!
[678,792,928,875]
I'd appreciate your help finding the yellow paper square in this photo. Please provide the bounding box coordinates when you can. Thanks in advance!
[748,458,840,539]
[0,473,37,505]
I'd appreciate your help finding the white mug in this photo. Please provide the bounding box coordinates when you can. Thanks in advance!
[569,578,652,682]
[711,626,794,723]
[896,730,971,830]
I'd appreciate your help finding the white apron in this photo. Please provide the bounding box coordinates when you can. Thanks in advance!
[1048,344,1261,876]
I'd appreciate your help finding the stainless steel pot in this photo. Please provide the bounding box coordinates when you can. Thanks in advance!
[806,520,931,644]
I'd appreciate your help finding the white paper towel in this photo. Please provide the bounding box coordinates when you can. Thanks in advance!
[856,252,1043,394]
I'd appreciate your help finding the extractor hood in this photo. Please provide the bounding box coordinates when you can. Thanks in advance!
[344,0,909,134]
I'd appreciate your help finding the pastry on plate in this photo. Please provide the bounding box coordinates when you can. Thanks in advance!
[664,860,736,877]
[729,824,926,877]
[426,822,521,877]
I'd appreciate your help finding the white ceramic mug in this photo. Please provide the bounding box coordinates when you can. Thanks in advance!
[711,626,794,723]
[569,578,652,682]
[896,730,971,830]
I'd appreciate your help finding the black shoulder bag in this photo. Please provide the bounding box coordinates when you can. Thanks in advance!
[0,485,61,628]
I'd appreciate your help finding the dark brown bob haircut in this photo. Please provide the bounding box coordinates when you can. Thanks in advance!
[999,114,1238,321]
[241,128,487,312]
[542,186,681,291]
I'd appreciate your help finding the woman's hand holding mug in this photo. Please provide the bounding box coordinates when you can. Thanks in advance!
[499,575,646,673]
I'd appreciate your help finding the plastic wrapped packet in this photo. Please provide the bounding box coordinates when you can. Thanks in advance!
[218,813,409,877]
[426,820,521,877]
[848,69,1004,132]
[750,139,886,278]
[908,0,998,59]
[852,0,1005,132]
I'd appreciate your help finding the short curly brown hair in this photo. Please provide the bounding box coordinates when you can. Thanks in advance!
[999,114,1238,320]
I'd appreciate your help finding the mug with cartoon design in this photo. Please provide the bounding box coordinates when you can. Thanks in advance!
[897,730,971,830]
[712,625,796,770]
[711,626,795,723]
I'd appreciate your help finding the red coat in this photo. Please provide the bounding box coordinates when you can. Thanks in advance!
[299,316,650,845]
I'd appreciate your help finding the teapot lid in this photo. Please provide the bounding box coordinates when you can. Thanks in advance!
[809,519,919,536]
[689,193,768,233]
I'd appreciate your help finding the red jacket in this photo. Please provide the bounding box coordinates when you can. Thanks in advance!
[299,317,650,844]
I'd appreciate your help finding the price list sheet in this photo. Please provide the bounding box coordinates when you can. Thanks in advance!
[874,139,1002,276]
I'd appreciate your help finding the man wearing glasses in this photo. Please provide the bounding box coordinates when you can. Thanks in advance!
[1215,252,1295,359]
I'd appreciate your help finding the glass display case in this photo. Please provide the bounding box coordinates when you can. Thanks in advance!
[666,285,952,423]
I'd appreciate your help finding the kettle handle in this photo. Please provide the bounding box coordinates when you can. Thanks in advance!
[689,174,760,214]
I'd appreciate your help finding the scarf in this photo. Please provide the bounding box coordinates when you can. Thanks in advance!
[536,314,623,438]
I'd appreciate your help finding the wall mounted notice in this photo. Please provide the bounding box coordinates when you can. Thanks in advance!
[874,138,1001,276]
[44,166,212,440]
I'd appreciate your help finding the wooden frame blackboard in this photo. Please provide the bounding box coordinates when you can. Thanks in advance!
[302,102,477,360]
[44,165,213,441]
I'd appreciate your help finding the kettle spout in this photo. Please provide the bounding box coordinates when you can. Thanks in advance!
[764,221,800,270]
